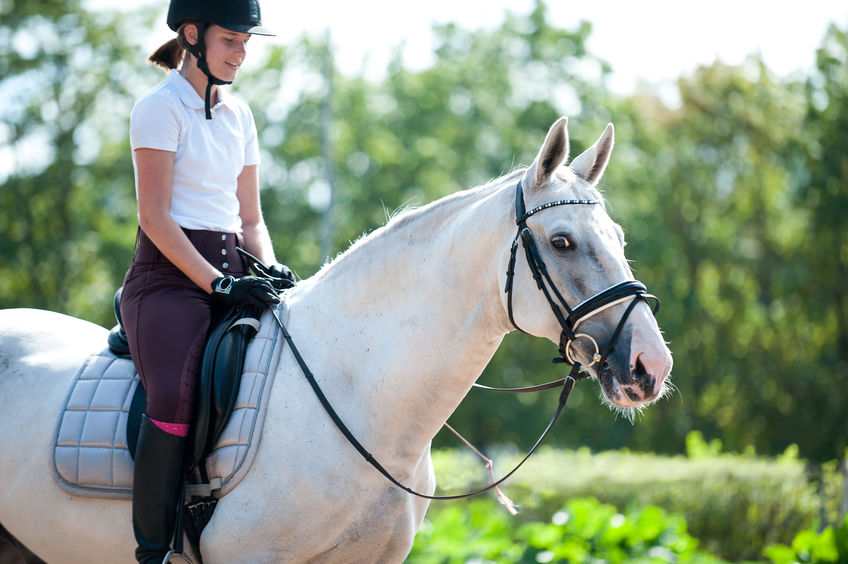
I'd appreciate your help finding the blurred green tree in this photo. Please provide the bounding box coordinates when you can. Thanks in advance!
[796,23,848,461]
[0,1,158,323]
[608,60,812,456]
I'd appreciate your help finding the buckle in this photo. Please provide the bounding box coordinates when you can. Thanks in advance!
[163,550,194,564]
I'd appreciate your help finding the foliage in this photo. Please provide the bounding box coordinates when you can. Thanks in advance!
[601,59,815,459]
[426,437,820,561]
[407,496,728,563]
[0,0,845,482]
[795,22,848,462]
[819,456,848,528]
[0,1,160,323]
[764,515,848,564]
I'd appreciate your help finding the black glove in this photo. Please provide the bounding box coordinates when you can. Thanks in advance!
[211,275,280,308]
[252,261,296,290]
[235,247,296,289]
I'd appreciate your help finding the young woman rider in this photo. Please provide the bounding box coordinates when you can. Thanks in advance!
[119,1,292,561]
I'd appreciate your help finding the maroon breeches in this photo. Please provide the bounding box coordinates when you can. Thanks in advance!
[119,228,247,425]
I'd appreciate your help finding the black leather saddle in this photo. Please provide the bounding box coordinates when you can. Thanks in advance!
[108,288,262,472]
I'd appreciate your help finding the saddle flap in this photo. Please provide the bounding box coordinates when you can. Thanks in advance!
[189,304,262,471]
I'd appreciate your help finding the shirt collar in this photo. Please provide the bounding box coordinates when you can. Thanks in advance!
[168,70,234,113]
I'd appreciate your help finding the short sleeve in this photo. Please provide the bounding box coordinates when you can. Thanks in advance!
[242,105,260,167]
[130,94,181,152]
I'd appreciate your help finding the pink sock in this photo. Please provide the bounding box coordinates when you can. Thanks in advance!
[150,417,190,437]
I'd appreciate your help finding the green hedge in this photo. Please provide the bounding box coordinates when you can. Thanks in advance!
[408,496,730,563]
[421,435,822,561]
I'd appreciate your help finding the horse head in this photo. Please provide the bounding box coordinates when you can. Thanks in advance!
[505,117,673,411]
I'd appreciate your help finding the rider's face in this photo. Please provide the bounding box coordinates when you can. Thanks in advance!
[202,25,250,83]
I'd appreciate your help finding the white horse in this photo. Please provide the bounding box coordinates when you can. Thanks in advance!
[0,118,672,563]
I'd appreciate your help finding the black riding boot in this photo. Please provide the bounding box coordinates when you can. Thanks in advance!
[132,414,186,564]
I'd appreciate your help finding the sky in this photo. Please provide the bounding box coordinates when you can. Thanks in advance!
[108,0,848,103]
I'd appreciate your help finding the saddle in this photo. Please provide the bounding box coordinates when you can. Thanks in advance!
[109,288,261,473]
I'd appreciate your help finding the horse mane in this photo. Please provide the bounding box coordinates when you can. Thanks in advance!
[302,164,609,287]
[308,169,527,283]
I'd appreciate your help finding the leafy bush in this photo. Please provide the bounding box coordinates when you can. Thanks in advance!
[819,456,847,528]
[407,496,729,563]
[764,515,848,564]
[425,436,820,560]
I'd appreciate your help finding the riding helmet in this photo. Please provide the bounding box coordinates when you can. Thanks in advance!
[167,0,275,37]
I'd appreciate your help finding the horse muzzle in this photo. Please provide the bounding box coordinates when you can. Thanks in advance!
[595,328,673,408]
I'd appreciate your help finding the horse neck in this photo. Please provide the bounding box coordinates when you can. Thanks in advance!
[286,179,516,466]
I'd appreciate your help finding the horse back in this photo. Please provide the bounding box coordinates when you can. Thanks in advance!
[0,308,108,448]
[0,308,120,562]
[0,308,107,375]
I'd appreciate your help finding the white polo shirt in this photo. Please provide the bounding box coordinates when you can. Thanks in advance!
[129,71,260,233]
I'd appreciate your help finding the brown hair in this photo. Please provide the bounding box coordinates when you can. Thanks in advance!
[147,22,201,71]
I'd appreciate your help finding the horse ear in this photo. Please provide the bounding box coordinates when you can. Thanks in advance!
[569,123,614,186]
[524,117,569,189]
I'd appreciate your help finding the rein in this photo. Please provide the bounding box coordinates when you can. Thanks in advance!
[268,305,583,501]
[260,178,660,502]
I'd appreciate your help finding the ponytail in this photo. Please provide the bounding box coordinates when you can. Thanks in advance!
[147,22,201,71]
[148,37,184,71]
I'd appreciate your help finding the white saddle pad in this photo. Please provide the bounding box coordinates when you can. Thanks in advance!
[51,308,283,499]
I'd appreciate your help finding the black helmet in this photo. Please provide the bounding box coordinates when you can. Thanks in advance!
[166,0,273,119]
[167,0,275,37]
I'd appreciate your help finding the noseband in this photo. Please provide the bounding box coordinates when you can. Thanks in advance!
[504,180,659,374]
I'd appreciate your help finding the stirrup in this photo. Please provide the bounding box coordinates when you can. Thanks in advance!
[163,550,194,564]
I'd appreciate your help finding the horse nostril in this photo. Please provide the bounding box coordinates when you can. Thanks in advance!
[634,355,648,379]
[624,387,642,402]
[633,348,672,390]
[632,354,657,399]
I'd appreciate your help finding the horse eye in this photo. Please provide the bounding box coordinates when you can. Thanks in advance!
[551,234,572,250]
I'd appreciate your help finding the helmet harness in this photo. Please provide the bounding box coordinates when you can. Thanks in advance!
[180,22,229,120]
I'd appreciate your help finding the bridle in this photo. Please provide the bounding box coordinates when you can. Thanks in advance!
[505,179,659,376]
[259,178,661,503]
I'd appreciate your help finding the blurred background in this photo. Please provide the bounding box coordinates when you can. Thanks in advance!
[1,1,846,561]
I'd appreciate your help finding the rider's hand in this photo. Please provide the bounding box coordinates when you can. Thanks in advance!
[210,275,281,307]
[252,262,296,290]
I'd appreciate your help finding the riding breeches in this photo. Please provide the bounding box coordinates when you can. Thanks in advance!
[119,228,247,426]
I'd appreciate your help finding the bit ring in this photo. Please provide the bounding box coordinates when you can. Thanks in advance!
[565,333,601,367]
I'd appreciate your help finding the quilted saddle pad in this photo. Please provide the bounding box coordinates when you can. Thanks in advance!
[52,308,283,499]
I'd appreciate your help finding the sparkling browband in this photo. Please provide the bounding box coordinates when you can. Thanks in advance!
[518,199,599,224]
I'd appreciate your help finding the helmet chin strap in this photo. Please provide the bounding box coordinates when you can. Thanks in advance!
[184,23,232,119]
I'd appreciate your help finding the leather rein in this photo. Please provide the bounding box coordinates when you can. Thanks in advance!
[264,179,660,502]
